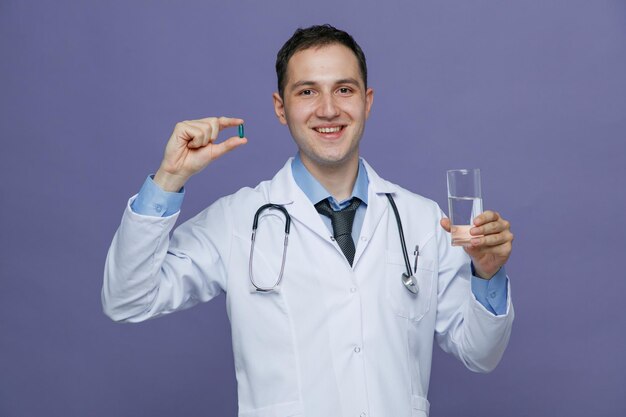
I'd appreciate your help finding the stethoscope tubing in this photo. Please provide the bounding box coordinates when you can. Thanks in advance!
[385,194,419,294]
[249,204,290,292]
[248,195,418,294]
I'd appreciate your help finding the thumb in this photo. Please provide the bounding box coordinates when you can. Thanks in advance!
[440,217,451,233]
[211,135,248,160]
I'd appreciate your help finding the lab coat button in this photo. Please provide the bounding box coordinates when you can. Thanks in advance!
[350,287,357,293]
[360,412,367,417]
[354,346,361,353]
[360,236,367,241]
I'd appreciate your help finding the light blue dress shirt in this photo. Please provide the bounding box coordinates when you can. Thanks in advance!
[131,175,184,217]
[131,157,508,315]
[291,154,369,244]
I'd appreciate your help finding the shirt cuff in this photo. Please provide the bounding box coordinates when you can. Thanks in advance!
[470,265,508,316]
[130,175,185,217]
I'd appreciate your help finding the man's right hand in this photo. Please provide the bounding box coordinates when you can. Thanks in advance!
[153,117,247,192]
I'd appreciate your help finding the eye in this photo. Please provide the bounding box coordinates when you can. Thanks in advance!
[337,87,353,95]
[299,89,314,96]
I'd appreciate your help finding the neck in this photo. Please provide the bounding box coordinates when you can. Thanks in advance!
[300,153,359,201]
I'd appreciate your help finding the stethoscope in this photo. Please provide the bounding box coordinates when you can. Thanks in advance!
[249,194,419,295]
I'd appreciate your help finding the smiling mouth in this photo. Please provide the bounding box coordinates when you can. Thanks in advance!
[314,126,344,133]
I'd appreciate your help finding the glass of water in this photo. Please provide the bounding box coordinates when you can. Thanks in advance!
[447,169,483,246]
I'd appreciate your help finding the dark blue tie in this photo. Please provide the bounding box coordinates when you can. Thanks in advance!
[315,198,361,266]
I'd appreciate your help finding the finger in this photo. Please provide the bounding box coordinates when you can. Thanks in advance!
[180,123,206,149]
[471,230,513,248]
[194,117,244,141]
[208,118,220,141]
[186,120,213,146]
[195,117,244,129]
[210,135,248,159]
[472,218,509,236]
[440,218,451,233]
[217,116,244,130]
[473,210,499,226]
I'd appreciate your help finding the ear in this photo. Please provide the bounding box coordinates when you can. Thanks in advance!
[364,87,374,119]
[272,92,287,125]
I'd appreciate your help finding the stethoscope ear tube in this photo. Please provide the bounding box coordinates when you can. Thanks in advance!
[252,204,291,234]
[385,194,419,295]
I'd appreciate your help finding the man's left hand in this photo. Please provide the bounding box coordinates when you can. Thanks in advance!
[440,211,514,279]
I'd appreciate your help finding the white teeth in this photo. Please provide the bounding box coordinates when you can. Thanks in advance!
[316,127,342,133]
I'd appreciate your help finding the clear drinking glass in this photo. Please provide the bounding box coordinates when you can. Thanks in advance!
[447,169,483,246]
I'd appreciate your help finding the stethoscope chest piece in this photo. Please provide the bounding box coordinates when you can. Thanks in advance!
[402,273,419,295]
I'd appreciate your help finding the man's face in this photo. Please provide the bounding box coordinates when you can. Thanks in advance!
[273,43,373,172]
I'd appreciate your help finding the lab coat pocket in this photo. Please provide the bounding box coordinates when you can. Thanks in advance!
[239,400,304,417]
[386,250,434,322]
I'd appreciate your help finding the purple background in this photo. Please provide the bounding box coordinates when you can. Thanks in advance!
[1,0,625,416]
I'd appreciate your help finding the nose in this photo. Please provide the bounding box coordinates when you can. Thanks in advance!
[315,93,340,119]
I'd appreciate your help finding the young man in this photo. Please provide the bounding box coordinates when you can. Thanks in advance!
[103,24,514,417]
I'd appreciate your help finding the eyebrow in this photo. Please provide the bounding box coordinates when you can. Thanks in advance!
[289,78,363,92]
[290,80,317,91]
[335,78,361,87]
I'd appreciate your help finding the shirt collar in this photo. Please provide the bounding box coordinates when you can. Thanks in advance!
[291,153,369,209]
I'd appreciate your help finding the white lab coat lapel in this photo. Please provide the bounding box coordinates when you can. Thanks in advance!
[353,160,396,266]
[267,159,333,243]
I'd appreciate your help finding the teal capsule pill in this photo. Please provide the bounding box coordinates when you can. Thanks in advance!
[238,124,244,138]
